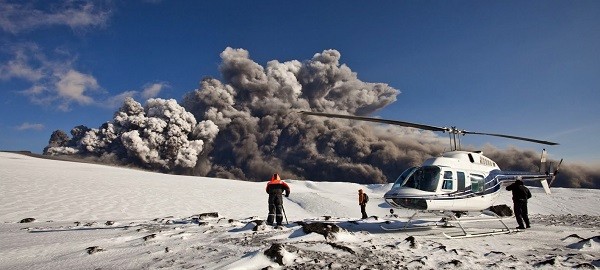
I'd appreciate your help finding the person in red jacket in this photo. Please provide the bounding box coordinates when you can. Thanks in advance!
[358,189,368,219]
[266,173,290,226]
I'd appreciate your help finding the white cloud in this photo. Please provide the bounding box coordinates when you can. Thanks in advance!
[0,57,43,82]
[0,1,114,111]
[55,69,99,105]
[141,82,168,100]
[1,43,103,111]
[2,44,167,111]
[0,43,45,82]
[16,122,44,131]
[0,1,111,34]
[22,84,47,95]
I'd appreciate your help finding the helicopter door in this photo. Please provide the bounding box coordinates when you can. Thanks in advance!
[457,172,466,191]
[441,171,456,192]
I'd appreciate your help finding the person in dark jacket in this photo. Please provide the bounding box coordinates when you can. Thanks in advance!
[358,189,368,219]
[266,173,290,226]
[506,180,532,229]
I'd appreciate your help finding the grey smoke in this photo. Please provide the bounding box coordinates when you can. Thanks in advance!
[181,47,401,182]
[483,146,600,189]
[45,97,218,172]
[45,47,600,188]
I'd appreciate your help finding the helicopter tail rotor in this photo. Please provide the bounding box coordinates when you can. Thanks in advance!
[549,158,563,187]
[539,152,563,194]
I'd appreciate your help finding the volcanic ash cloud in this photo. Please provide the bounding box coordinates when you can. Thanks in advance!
[44,47,599,188]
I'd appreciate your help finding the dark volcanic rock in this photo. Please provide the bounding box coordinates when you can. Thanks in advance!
[264,243,286,265]
[404,236,417,249]
[143,234,157,241]
[488,204,513,217]
[86,246,104,254]
[445,259,462,267]
[19,218,35,223]
[567,236,600,249]
[252,220,266,231]
[534,257,557,267]
[199,212,219,220]
[563,234,584,241]
[485,251,506,257]
[327,242,355,254]
[573,263,596,269]
[297,221,341,240]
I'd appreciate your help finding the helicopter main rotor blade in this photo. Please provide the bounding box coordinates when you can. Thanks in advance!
[463,131,559,145]
[299,111,448,132]
[300,110,558,146]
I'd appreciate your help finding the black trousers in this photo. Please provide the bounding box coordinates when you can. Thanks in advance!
[267,194,284,225]
[360,204,368,219]
[513,199,530,228]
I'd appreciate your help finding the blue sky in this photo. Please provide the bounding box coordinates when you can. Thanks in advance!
[1,0,598,164]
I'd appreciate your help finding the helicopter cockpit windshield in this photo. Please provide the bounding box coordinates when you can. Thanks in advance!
[391,166,441,192]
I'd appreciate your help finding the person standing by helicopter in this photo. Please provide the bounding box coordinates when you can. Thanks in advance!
[266,173,290,226]
[506,180,532,229]
[358,189,369,219]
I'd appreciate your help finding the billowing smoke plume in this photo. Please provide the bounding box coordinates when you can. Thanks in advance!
[45,48,600,188]
[45,97,218,173]
[180,47,426,183]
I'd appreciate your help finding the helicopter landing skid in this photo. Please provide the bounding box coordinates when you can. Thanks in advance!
[379,224,437,231]
[379,211,445,231]
[442,229,519,239]
[440,213,516,239]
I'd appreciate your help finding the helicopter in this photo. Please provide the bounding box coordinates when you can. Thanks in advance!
[300,111,563,238]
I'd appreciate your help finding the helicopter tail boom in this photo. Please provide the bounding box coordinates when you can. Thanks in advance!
[490,171,554,194]
[490,149,562,194]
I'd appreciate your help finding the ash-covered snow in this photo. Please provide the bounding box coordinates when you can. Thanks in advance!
[1,152,599,269]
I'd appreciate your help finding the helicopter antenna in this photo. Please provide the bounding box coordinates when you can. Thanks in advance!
[457,128,462,151]
[299,111,559,149]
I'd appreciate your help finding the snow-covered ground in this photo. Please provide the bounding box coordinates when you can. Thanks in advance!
[1,152,598,269]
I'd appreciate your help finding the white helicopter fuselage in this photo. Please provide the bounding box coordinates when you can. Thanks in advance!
[299,111,559,236]
[297,110,558,215]
[384,151,529,212]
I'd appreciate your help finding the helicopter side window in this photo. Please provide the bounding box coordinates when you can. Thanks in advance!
[470,174,485,193]
[442,171,454,190]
